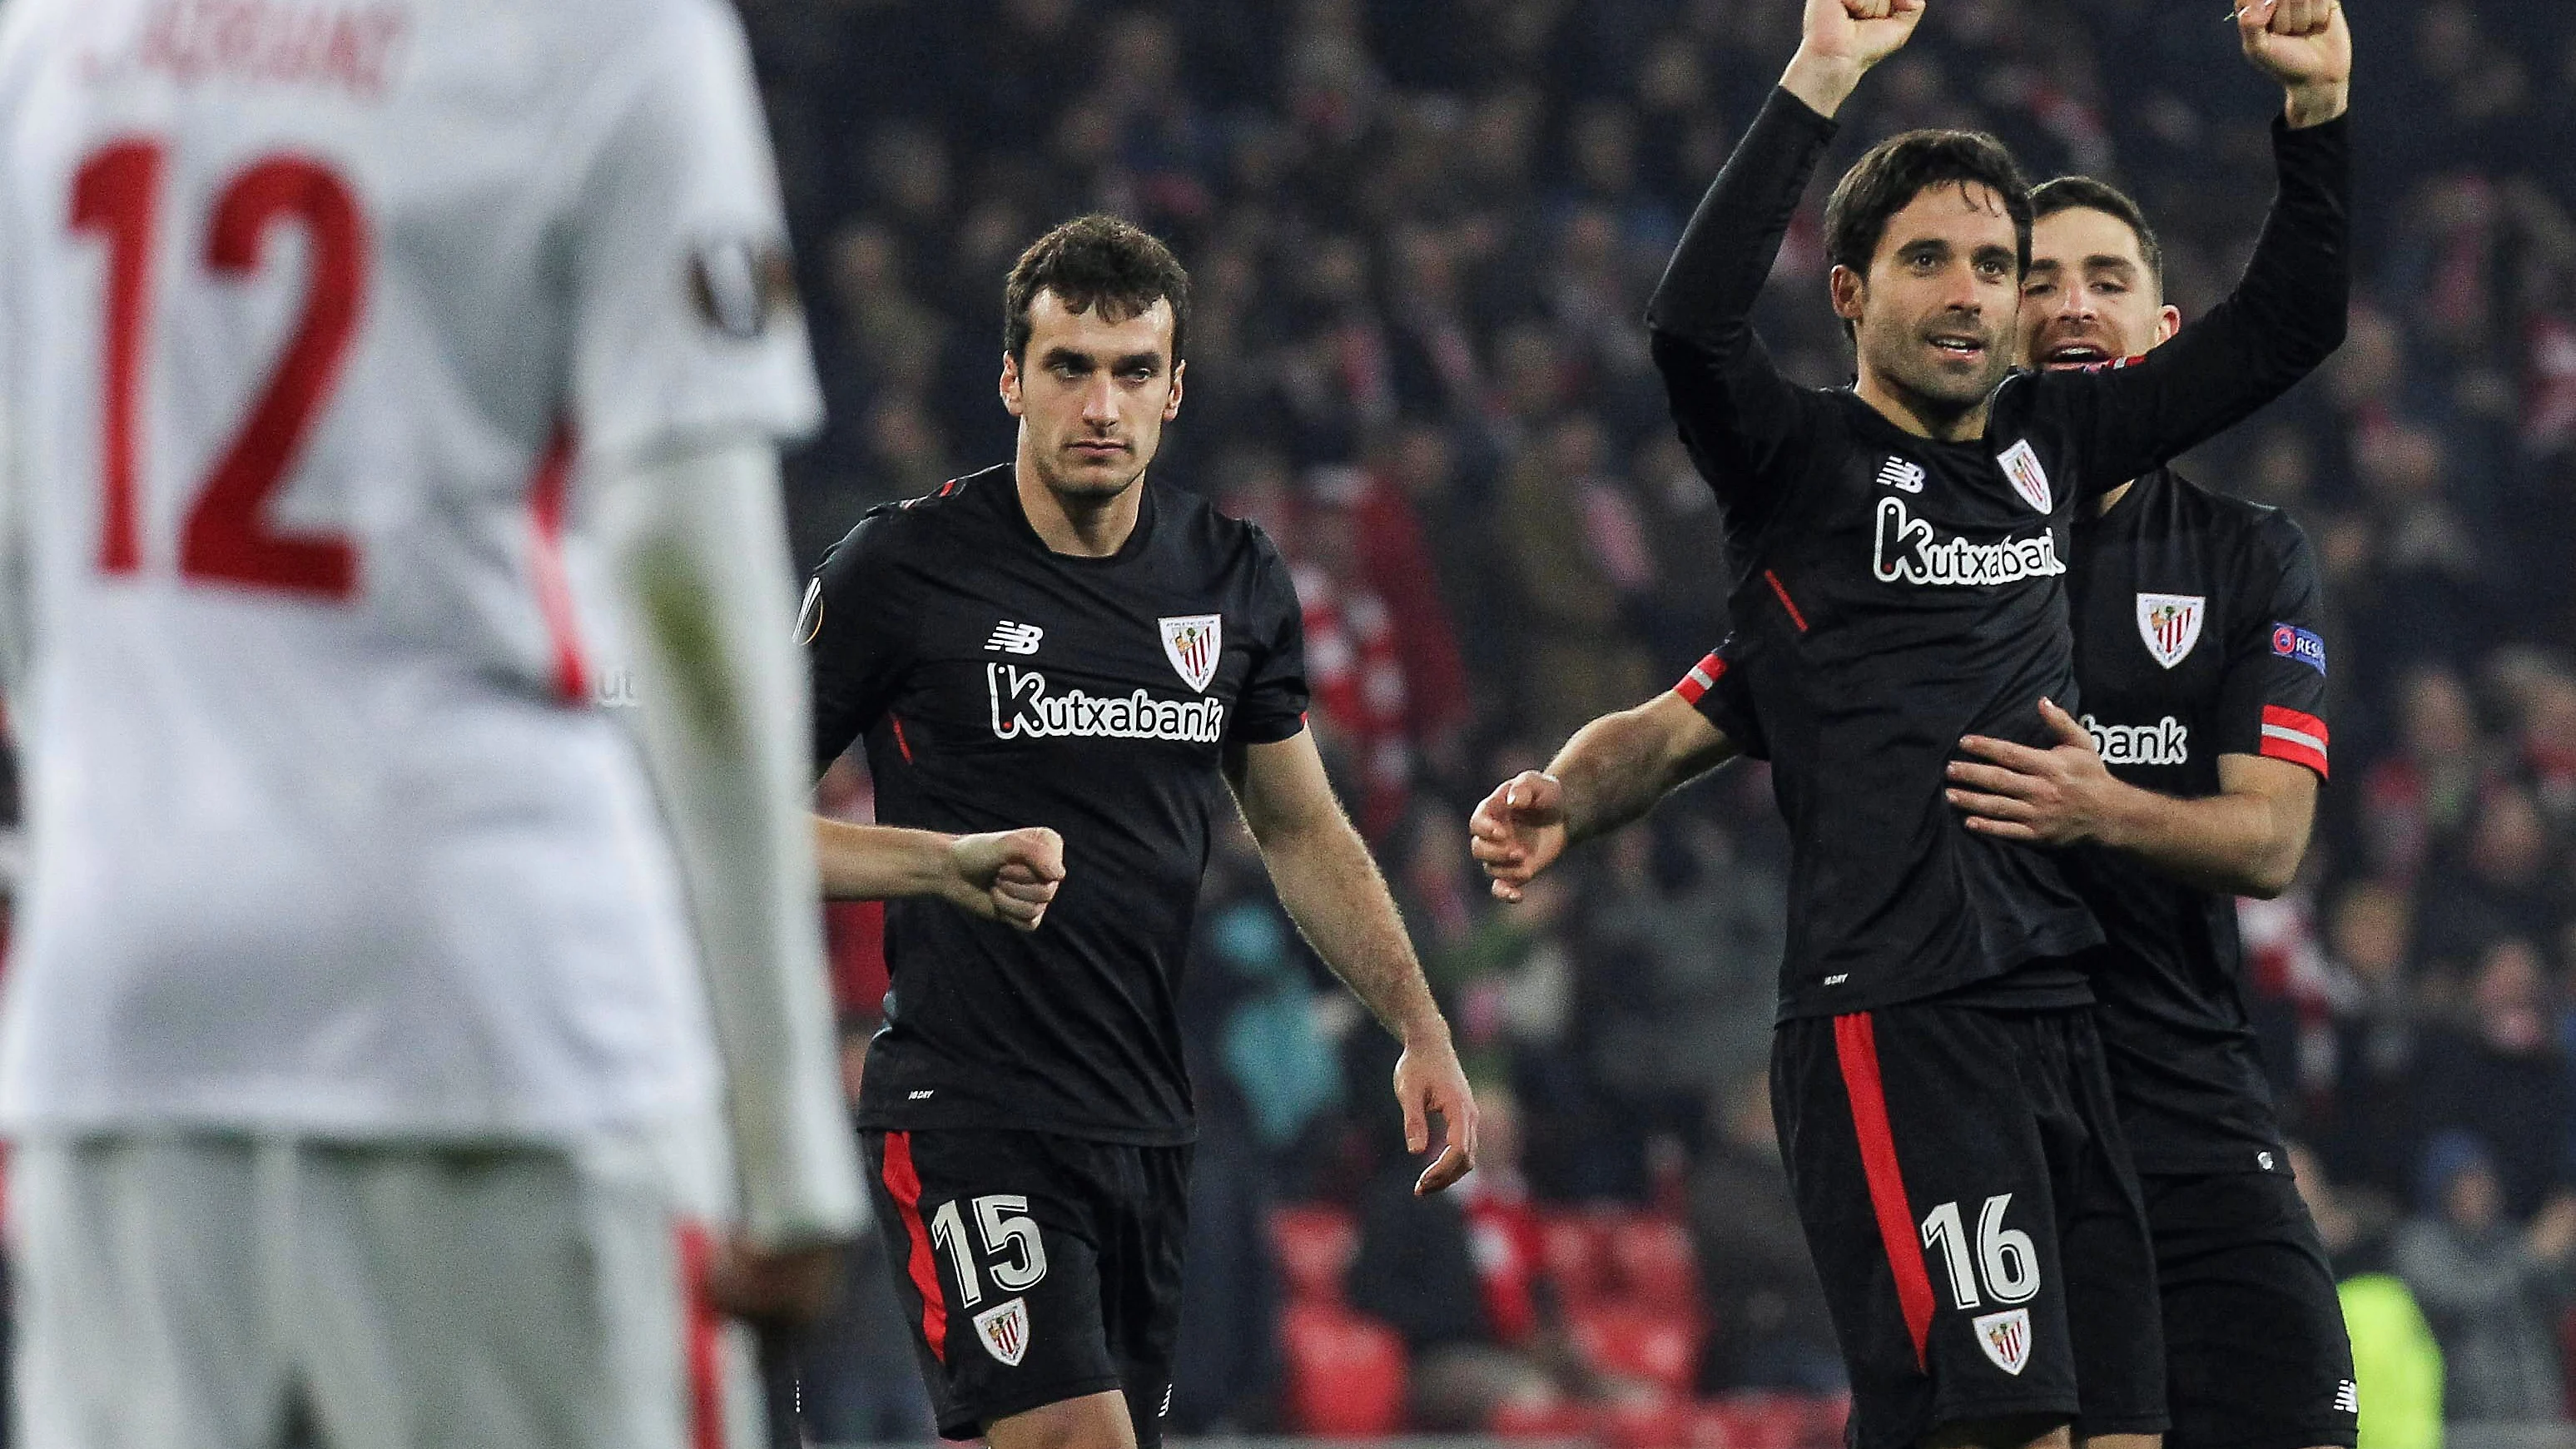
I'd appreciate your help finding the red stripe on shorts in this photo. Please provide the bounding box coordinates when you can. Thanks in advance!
[881,1130,948,1361]
[525,419,589,704]
[674,1223,725,1449]
[1833,1012,1937,1369]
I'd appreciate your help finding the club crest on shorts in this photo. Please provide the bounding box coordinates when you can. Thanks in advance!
[1159,614,1222,694]
[2135,593,2206,669]
[1996,439,2052,514]
[975,1298,1031,1367]
[1973,1308,2033,1376]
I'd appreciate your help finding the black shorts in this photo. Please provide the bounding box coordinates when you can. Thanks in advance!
[2145,1167,2358,1449]
[1774,1003,2164,1449]
[863,1128,1192,1445]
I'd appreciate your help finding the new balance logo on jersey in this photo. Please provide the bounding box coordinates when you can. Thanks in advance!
[2084,714,2189,767]
[2334,1382,2360,1415]
[988,665,1226,744]
[1873,498,2065,587]
[985,621,1045,655]
[1877,456,1927,494]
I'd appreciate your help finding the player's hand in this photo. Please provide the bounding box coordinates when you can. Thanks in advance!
[1800,0,1928,71]
[707,1236,844,1329]
[2236,0,2350,126]
[1469,771,1569,903]
[1394,1030,1480,1195]
[1944,698,2126,847]
[1784,0,1927,117]
[947,826,1066,930]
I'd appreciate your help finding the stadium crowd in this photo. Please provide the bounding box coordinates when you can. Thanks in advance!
[738,0,2576,1441]
[0,1,2559,1446]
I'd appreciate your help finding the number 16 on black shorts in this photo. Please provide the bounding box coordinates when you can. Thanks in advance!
[1773,1004,2167,1449]
[863,1129,1192,1447]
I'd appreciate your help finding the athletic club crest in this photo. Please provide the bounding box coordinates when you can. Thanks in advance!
[1159,614,1222,693]
[2135,593,2206,669]
[1996,439,2052,514]
[1973,1308,2032,1376]
[975,1298,1031,1367]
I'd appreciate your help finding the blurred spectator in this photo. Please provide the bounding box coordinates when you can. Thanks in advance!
[2361,667,2491,884]
[1686,1073,1843,1394]
[2295,1143,2444,1449]
[2410,939,2576,1219]
[2393,1131,2576,1423]
[1344,1089,1616,1431]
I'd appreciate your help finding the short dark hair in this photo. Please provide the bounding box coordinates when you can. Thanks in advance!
[1824,129,2033,281]
[1003,214,1190,364]
[2029,175,2164,295]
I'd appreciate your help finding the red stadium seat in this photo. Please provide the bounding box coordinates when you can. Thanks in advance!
[1540,1209,1616,1303]
[1571,1302,1703,1396]
[1270,1203,1358,1305]
[1689,1394,1807,1449]
[1281,1302,1407,1437]
[1491,1397,1596,1440]
[1800,1392,1853,1449]
[1607,1213,1701,1314]
[1601,1391,1695,1449]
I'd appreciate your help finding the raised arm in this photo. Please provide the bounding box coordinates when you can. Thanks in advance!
[1227,727,1478,1196]
[2050,0,2351,489]
[1645,0,1923,521]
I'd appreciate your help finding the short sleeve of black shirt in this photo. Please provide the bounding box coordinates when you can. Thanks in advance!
[1229,526,1311,747]
[2209,514,2330,781]
[805,509,915,772]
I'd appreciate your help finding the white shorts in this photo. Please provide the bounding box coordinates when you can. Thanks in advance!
[7,1119,762,1449]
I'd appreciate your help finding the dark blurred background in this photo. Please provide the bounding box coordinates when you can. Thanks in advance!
[756,1,2576,1442]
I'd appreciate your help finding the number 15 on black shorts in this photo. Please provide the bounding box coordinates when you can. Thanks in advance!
[864,1129,1192,1447]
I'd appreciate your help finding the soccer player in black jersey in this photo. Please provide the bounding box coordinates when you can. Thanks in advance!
[1923,176,2353,1449]
[1471,2,2353,1448]
[801,215,1477,1449]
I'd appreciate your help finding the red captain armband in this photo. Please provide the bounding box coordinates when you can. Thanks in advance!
[2258,705,2329,779]
[1675,653,1727,704]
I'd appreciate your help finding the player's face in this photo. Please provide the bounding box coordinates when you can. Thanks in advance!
[1834,182,2022,413]
[1000,291,1185,502]
[2019,207,2182,371]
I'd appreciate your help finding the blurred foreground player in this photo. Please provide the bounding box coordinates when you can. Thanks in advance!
[802,215,1479,1449]
[0,2,1050,1446]
[1930,176,2352,1449]
[1496,1,2350,1447]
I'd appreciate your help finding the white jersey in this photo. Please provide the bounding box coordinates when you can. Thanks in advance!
[0,0,823,1139]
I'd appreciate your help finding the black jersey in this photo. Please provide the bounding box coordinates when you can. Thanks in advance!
[2064,469,2330,1174]
[1645,89,2346,1020]
[804,465,1310,1144]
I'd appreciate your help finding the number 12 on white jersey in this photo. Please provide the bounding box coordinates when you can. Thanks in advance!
[68,139,366,599]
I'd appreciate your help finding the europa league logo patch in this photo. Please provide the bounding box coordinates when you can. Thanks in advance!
[689,236,800,340]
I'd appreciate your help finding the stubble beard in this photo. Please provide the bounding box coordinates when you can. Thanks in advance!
[1869,320,2008,431]
[1035,439,1149,504]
